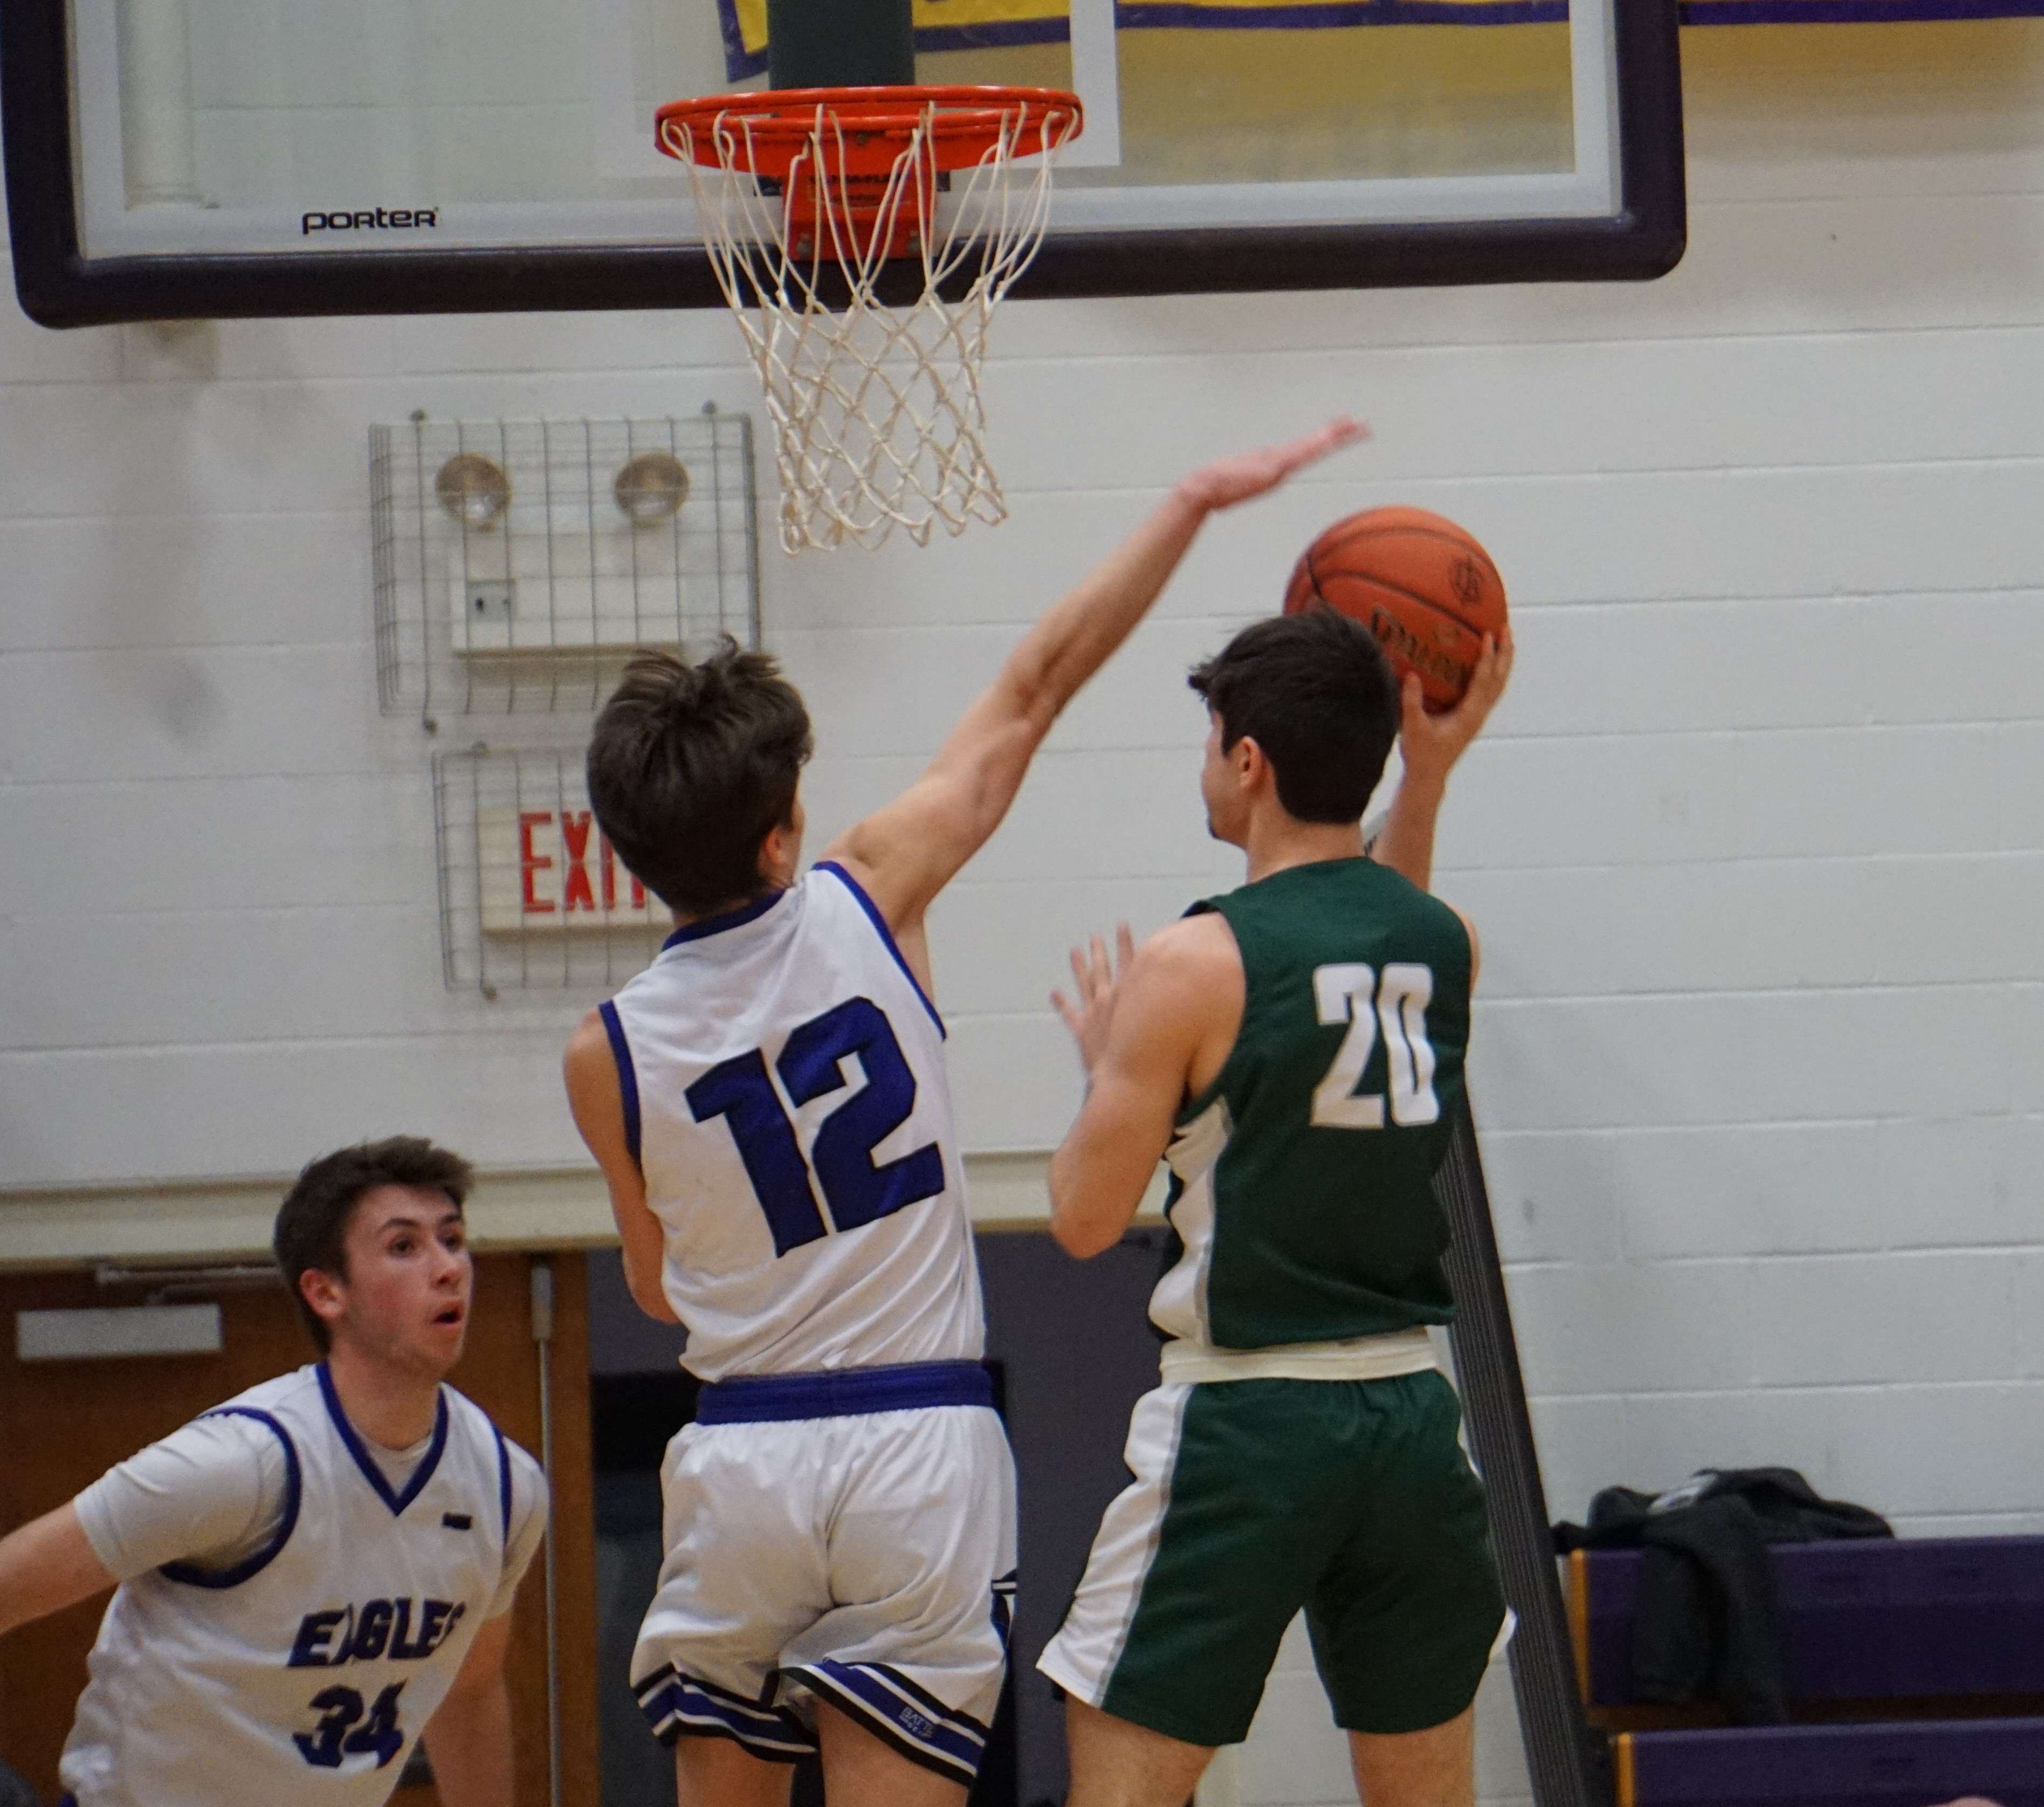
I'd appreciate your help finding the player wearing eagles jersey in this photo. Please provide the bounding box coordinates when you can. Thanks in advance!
[1040,605,1513,1807]
[0,1137,548,1807]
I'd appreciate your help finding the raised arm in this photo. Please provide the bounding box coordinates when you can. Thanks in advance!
[824,420,1367,940]
[1371,624,1513,896]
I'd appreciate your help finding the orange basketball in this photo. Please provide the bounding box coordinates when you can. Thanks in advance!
[1282,506,1507,711]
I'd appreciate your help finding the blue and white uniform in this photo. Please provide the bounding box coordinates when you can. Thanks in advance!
[58,1363,546,1807]
[602,862,1015,1784]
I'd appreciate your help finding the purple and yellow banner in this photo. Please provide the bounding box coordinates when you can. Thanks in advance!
[712,0,1573,81]
[715,0,2044,82]
[1684,2,2044,17]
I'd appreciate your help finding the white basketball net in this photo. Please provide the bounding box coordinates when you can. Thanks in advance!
[667,100,1075,554]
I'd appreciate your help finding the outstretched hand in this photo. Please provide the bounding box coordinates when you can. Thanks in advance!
[1175,417,1368,514]
[1399,624,1514,788]
[1052,924,1137,1078]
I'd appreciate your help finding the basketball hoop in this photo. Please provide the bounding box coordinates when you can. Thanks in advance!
[657,86,1082,554]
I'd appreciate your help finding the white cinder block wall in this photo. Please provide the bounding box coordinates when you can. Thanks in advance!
[4,24,2043,1807]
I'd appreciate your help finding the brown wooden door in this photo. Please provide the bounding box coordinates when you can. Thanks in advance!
[0,1253,597,1807]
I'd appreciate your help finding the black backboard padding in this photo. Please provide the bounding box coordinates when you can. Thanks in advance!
[4,0,1683,328]
[1437,1102,1616,1807]
[767,0,916,90]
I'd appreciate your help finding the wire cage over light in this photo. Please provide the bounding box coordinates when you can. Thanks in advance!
[372,413,760,721]
[432,744,673,995]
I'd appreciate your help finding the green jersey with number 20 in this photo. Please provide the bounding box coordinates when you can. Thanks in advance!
[1150,856,1472,1352]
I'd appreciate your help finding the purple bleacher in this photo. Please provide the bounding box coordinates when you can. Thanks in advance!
[1578,1536,2044,1705]
[1625,1716,2044,1807]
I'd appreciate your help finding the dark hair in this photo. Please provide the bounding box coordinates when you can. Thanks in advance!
[1188,607,1399,824]
[586,642,814,917]
[273,1137,474,1351]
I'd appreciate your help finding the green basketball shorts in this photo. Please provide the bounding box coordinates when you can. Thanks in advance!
[1038,1371,1508,1747]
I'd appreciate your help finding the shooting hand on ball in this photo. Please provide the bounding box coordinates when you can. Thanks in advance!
[1399,624,1513,791]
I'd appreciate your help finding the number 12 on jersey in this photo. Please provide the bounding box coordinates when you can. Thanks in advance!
[685,996,944,1258]
[1310,963,1440,1129]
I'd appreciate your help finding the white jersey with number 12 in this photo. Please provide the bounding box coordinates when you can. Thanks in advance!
[600,862,983,1382]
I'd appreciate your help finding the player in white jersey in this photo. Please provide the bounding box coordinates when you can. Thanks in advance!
[0,1137,548,1807]
[562,419,1366,1807]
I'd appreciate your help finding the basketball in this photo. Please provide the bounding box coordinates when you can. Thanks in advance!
[1282,506,1508,711]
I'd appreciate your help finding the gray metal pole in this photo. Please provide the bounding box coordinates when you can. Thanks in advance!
[530,1261,562,1807]
[1435,1104,1613,1807]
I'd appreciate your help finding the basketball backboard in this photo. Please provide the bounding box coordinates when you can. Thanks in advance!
[3,0,1683,327]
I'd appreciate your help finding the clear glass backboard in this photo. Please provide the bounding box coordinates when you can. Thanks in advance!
[2,0,1683,325]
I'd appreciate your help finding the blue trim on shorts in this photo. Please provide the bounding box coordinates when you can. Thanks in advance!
[633,1664,815,1760]
[696,1360,993,1425]
[159,1407,302,1589]
[786,1659,986,1782]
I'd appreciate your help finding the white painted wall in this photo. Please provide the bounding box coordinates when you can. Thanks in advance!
[5,21,2044,1807]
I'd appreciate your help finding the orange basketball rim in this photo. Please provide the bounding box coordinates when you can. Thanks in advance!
[650,83,1084,554]
[656,85,1082,263]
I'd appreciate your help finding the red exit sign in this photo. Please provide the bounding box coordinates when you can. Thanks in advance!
[478,807,665,933]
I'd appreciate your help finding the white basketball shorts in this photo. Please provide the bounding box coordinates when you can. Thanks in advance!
[630,1361,1017,1785]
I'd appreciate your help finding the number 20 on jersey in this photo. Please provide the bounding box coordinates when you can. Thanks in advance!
[1310,963,1440,1130]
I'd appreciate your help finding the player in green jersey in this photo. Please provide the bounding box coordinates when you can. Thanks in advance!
[1037,603,1512,1807]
